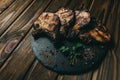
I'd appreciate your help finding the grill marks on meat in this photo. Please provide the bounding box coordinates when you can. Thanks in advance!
[89,26,111,43]
[34,12,60,39]
[73,10,90,30]
[79,33,92,43]
[56,8,74,26]
[56,8,75,36]
[33,8,111,44]
[68,10,91,39]
[79,21,111,43]
[34,12,60,32]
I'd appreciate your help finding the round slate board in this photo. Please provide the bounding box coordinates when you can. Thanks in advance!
[30,35,108,75]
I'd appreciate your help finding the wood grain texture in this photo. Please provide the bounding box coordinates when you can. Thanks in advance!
[0,0,52,79]
[57,72,92,80]
[24,60,58,80]
[91,0,120,80]
[0,0,119,80]
[0,0,33,36]
[0,30,35,80]
[0,0,15,14]
[0,0,52,66]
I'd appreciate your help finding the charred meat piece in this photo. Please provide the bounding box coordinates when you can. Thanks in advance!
[56,8,75,26]
[34,12,60,39]
[68,10,91,38]
[89,26,111,43]
[79,20,111,43]
[56,8,75,36]
[73,10,91,30]
[79,32,92,43]
[32,8,111,44]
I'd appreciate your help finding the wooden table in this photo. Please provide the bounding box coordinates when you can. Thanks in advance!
[0,0,119,80]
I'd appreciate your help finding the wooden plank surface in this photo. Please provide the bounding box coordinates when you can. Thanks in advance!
[24,59,58,80]
[0,0,52,79]
[0,0,33,36]
[0,0,51,66]
[90,0,120,80]
[0,0,120,80]
[0,0,15,14]
[0,30,35,80]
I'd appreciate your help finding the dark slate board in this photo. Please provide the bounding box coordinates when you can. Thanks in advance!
[30,35,108,75]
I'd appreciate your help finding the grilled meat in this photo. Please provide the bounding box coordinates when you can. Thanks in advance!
[79,20,111,43]
[34,12,60,39]
[56,8,75,36]
[68,10,91,38]
[33,8,111,44]
[89,26,111,43]
[73,10,91,30]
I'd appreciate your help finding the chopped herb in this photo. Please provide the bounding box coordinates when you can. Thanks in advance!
[59,46,69,52]
[72,46,76,51]
[59,46,66,50]
[59,42,83,65]
[75,43,83,48]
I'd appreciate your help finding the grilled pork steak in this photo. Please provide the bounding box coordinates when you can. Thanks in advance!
[34,12,60,39]
[67,10,91,38]
[79,20,111,43]
[56,8,75,37]
[33,8,111,44]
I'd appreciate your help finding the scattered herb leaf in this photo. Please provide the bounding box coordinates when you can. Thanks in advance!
[59,42,83,65]
[59,46,69,52]
[75,43,83,48]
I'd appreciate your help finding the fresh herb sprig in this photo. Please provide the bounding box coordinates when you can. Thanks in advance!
[59,42,83,65]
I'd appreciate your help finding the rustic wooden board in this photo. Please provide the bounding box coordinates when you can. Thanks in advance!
[0,0,52,66]
[24,60,58,80]
[0,30,35,80]
[0,0,33,36]
[0,0,120,80]
[90,0,120,80]
[0,0,15,14]
[0,0,52,79]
